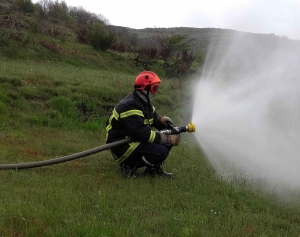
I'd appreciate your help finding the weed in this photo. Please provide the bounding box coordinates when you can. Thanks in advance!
[49,96,77,119]
[23,73,49,86]
[0,100,7,113]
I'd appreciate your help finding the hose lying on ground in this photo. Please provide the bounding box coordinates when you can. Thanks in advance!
[0,123,195,170]
[0,138,132,170]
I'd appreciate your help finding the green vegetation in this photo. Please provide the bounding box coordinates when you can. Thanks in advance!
[0,0,206,78]
[1,0,300,236]
[89,23,114,51]
[1,52,300,237]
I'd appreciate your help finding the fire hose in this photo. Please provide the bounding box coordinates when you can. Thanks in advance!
[0,123,195,170]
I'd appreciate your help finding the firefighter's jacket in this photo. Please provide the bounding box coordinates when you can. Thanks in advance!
[106,90,164,164]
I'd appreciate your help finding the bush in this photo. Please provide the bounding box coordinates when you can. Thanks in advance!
[0,101,7,113]
[49,96,77,119]
[89,23,114,51]
[14,0,36,13]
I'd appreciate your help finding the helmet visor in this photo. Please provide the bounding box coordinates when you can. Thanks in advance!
[150,83,160,94]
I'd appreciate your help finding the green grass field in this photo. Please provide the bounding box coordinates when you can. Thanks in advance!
[1,49,300,236]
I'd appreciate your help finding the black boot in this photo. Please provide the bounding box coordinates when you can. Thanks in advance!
[143,164,173,178]
[119,164,137,178]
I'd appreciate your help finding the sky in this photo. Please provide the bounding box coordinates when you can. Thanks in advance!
[32,0,300,40]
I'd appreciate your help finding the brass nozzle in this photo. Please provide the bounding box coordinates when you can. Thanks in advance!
[187,123,196,133]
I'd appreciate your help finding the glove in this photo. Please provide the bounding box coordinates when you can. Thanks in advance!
[160,133,181,146]
[159,116,174,127]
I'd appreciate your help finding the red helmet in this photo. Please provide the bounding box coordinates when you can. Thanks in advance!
[134,71,161,94]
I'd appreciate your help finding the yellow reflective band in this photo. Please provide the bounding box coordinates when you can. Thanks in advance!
[148,130,156,143]
[152,105,156,112]
[105,114,115,139]
[106,109,120,139]
[144,118,153,125]
[116,141,141,164]
[113,108,119,120]
[120,110,144,118]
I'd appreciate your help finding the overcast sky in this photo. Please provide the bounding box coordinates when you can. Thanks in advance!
[32,0,300,40]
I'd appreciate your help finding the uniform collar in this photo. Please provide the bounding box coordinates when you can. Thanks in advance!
[134,90,152,105]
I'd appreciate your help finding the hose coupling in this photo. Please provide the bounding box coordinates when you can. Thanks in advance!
[159,122,196,135]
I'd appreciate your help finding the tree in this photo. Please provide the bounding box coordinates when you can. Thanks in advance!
[14,0,36,13]
[47,0,70,22]
[68,6,109,26]
[154,30,195,77]
[89,23,114,51]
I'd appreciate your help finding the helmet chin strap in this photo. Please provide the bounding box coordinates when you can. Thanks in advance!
[136,89,152,104]
[148,92,157,101]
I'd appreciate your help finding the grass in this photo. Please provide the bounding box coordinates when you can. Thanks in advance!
[0,39,300,236]
[1,129,300,236]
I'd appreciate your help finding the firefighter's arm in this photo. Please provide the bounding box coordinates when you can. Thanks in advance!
[120,111,160,144]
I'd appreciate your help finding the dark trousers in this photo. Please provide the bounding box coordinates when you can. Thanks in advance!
[121,143,172,168]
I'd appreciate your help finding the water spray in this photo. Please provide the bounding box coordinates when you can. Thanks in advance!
[0,123,195,170]
[192,32,300,198]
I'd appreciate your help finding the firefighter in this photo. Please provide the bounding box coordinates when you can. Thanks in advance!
[106,71,181,178]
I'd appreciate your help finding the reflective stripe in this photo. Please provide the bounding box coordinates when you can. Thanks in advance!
[106,108,120,139]
[105,114,114,139]
[113,108,119,120]
[120,110,144,118]
[116,141,141,164]
[142,156,154,166]
[148,130,156,143]
[152,106,156,112]
[149,118,154,125]
[144,118,153,125]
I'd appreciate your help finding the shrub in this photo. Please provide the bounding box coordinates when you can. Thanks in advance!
[49,96,77,119]
[76,96,97,122]
[21,32,34,46]
[89,23,114,51]
[0,101,7,113]
[14,0,36,13]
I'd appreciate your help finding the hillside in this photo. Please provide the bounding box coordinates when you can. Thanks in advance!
[116,25,299,53]
[1,2,300,236]
[1,0,299,68]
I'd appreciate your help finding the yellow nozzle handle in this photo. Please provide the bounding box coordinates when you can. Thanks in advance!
[187,123,196,133]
